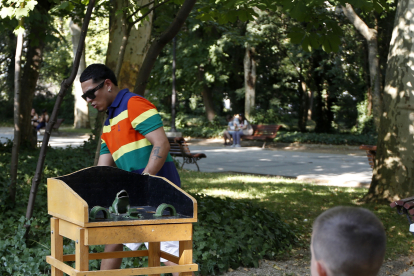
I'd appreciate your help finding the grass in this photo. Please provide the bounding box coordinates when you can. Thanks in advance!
[58,125,93,135]
[179,170,413,260]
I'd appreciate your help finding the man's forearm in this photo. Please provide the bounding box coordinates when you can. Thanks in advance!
[143,143,169,175]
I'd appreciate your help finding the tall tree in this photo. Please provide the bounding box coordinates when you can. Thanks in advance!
[341,3,381,130]
[106,0,155,90]
[244,45,257,121]
[70,18,90,129]
[366,0,414,201]
[1,0,39,203]
[9,11,25,204]
[25,0,96,236]
[133,0,197,95]
[18,0,53,148]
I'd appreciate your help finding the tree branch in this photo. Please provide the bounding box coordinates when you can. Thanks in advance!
[24,0,96,238]
[341,4,375,41]
[133,0,197,95]
[126,0,155,21]
[130,0,171,25]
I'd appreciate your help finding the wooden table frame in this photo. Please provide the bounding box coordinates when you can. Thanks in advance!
[47,217,197,276]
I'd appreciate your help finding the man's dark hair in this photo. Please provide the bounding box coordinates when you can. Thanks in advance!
[80,64,118,86]
[312,206,386,276]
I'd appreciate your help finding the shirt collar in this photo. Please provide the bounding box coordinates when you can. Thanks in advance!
[109,88,129,109]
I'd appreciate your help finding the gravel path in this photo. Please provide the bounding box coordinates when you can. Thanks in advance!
[219,250,412,276]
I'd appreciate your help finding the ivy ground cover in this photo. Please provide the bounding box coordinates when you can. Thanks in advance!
[180,171,414,266]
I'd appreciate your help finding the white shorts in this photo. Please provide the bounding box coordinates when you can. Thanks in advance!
[124,241,179,263]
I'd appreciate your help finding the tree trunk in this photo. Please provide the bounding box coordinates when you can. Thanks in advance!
[94,0,154,163]
[134,0,197,95]
[19,0,52,148]
[298,74,309,132]
[198,66,215,122]
[307,89,314,121]
[70,19,90,129]
[106,0,153,90]
[171,37,177,132]
[342,4,381,130]
[9,22,24,204]
[244,45,256,121]
[312,51,332,133]
[25,0,96,237]
[365,0,414,202]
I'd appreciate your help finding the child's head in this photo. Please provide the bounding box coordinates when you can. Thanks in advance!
[311,206,386,276]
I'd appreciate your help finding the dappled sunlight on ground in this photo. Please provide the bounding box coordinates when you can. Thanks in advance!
[180,170,414,261]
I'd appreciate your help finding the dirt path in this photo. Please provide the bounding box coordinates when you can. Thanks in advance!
[187,139,411,276]
[186,138,366,156]
[220,249,412,276]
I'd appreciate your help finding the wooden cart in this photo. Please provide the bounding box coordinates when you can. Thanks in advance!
[46,166,198,276]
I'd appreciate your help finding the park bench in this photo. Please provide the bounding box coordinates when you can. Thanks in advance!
[241,124,281,148]
[39,118,65,135]
[168,137,207,171]
[390,196,414,236]
[37,119,65,146]
[359,144,377,169]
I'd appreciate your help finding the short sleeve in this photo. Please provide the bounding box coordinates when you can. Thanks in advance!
[128,96,163,136]
[100,139,110,155]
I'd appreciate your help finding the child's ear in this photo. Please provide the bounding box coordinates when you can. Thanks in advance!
[316,261,329,276]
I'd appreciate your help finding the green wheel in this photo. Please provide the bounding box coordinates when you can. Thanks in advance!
[153,203,177,217]
[90,206,110,220]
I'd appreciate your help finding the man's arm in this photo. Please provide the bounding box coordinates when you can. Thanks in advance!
[97,153,116,167]
[142,127,170,175]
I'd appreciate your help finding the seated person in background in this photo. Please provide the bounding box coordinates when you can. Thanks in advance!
[230,114,253,147]
[311,206,386,276]
[223,115,235,146]
[31,108,39,127]
[238,113,253,136]
[36,109,49,134]
[228,114,240,147]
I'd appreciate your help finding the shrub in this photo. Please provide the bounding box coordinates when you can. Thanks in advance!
[274,131,377,145]
[248,108,281,125]
[191,193,297,275]
[0,140,295,276]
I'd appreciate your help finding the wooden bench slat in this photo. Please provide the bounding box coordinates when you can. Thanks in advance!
[168,137,206,171]
[241,124,281,148]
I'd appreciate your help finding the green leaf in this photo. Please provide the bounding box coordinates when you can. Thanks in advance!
[50,1,71,13]
[301,36,312,52]
[288,1,308,21]
[81,0,89,5]
[26,0,38,11]
[13,26,25,36]
[238,9,248,22]
[0,7,14,19]
[15,7,30,19]
[287,29,304,45]
[321,36,332,53]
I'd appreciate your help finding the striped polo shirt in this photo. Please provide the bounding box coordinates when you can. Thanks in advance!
[100,89,180,186]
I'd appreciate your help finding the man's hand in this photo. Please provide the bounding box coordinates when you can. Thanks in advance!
[142,127,170,175]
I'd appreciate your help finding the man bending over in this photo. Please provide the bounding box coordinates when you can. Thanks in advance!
[80,64,184,275]
[311,206,386,276]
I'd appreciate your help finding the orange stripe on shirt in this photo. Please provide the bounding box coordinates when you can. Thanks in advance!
[127,96,157,123]
[102,118,146,153]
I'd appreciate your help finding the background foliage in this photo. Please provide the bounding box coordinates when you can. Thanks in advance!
[0,139,296,275]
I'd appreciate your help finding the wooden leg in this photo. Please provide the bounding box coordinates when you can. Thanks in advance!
[75,228,89,271]
[148,242,161,276]
[194,159,200,171]
[179,240,193,276]
[51,218,63,276]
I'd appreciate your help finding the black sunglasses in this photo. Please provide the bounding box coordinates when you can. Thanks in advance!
[81,81,105,100]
